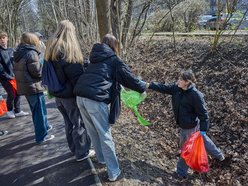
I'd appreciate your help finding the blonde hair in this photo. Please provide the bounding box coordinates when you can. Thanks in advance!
[44,20,83,63]
[21,32,40,52]
[0,31,8,38]
[101,34,120,56]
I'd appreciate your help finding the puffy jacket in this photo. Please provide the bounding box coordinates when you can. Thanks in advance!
[13,44,45,95]
[48,58,84,98]
[149,82,209,131]
[0,46,15,80]
[74,43,146,104]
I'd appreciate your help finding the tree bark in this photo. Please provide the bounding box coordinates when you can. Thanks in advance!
[96,0,111,40]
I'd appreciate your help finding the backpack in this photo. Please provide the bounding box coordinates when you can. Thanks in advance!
[42,60,64,92]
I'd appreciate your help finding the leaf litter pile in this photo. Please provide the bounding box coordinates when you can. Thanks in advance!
[97,36,248,186]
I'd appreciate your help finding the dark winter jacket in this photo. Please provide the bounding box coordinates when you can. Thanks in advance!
[149,82,209,131]
[0,45,15,80]
[48,58,84,98]
[74,43,146,104]
[13,44,45,95]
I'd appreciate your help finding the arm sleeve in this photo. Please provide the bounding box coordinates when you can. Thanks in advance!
[149,82,177,95]
[116,59,146,93]
[26,52,42,79]
[192,92,209,131]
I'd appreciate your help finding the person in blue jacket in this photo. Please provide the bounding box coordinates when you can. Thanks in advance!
[74,34,146,182]
[147,69,225,178]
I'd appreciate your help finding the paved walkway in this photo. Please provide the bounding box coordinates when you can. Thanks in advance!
[0,90,101,186]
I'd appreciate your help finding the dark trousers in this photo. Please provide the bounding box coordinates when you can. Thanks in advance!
[55,97,91,159]
[0,79,20,113]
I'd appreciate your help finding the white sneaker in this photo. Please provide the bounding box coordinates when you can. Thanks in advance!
[15,111,29,117]
[6,111,15,119]
[0,130,8,136]
[36,135,55,144]
[43,134,55,142]
[76,149,96,161]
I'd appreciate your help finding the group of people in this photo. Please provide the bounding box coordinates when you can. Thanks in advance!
[0,19,225,182]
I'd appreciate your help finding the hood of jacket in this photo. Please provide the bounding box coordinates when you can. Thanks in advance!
[14,44,39,63]
[89,43,116,63]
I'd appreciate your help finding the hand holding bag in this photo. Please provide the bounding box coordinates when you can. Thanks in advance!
[181,131,209,173]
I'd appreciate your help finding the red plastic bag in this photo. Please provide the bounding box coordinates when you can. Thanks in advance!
[9,79,17,90]
[8,79,17,97]
[180,131,209,173]
[0,99,7,116]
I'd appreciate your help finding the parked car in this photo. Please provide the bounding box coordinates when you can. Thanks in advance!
[206,16,226,30]
[197,15,216,29]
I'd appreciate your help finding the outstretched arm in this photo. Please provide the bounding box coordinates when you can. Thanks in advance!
[148,82,178,95]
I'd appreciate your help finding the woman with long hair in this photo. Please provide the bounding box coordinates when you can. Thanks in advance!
[14,32,54,144]
[44,20,94,161]
[74,34,147,181]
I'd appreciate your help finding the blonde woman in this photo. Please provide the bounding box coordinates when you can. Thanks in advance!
[14,32,54,144]
[44,20,94,161]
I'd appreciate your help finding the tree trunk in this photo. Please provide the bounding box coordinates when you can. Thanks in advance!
[96,0,111,40]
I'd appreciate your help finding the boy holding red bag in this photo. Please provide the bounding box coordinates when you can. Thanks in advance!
[147,69,225,178]
[0,31,28,118]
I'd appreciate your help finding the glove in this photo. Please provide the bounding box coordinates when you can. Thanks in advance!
[200,131,206,136]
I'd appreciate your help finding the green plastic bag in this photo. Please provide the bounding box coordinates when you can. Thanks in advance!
[121,88,150,126]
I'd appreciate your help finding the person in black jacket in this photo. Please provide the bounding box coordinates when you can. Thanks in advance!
[44,20,94,161]
[0,31,29,118]
[147,69,225,178]
[74,34,146,182]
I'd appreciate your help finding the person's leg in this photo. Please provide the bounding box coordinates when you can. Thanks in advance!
[202,134,224,160]
[25,93,49,143]
[0,80,14,111]
[81,97,121,180]
[77,97,104,162]
[177,126,199,177]
[56,97,75,153]
[13,94,21,113]
[56,97,91,158]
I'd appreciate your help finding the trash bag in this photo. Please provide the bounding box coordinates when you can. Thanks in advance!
[0,98,7,116]
[121,88,150,126]
[9,79,17,90]
[181,131,209,173]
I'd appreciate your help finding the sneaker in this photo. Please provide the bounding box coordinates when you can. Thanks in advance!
[108,171,123,182]
[219,156,225,161]
[6,111,15,119]
[0,130,8,137]
[76,149,95,162]
[47,125,53,132]
[43,134,55,142]
[15,111,29,117]
[36,135,55,144]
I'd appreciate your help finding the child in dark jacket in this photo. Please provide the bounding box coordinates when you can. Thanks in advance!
[147,69,225,178]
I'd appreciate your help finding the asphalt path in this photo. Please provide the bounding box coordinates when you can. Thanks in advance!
[0,88,101,186]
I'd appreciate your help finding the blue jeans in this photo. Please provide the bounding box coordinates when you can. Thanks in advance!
[177,126,224,177]
[77,97,121,180]
[25,93,49,143]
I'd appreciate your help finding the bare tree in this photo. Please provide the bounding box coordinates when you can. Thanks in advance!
[96,0,111,40]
